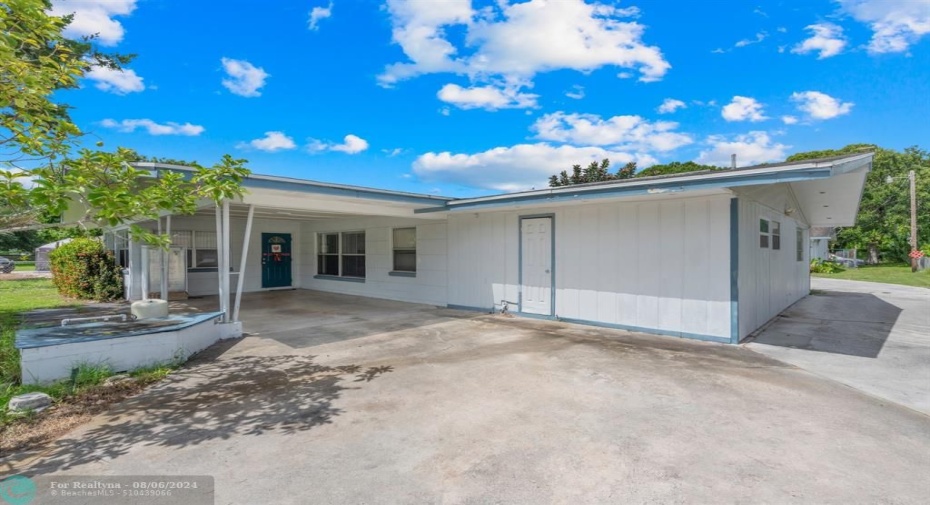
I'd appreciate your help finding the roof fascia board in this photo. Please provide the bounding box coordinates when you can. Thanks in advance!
[415,168,832,214]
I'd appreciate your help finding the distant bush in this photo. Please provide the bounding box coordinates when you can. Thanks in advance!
[49,238,123,301]
[810,259,846,274]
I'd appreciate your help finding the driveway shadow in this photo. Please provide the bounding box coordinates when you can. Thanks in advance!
[749,290,902,358]
[22,340,392,474]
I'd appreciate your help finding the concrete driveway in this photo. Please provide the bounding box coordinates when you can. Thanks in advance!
[8,289,930,503]
[747,277,930,415]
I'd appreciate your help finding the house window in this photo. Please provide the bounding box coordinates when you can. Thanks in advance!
[760,219,770,248]
[797,228,804,262]
[392,227,417,272]
[171,231,217,269]
[771,220,781,250]
[317,231,366,278]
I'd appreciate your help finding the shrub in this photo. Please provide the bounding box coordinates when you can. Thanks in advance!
[810,258,846,274]
[49,238,124,301]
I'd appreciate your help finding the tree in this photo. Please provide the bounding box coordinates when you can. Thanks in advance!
[548,158,717,187]
[635,161,721,178]
[0,3,251,244]
[549,159,639,187]
[1,0,131,165]
[788,144,929,264]
[1,0,133,230]
[2,148,251,246]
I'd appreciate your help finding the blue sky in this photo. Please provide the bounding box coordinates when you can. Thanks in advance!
[55,0,930,197]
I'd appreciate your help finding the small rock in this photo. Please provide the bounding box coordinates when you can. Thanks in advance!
[8,392,52,413]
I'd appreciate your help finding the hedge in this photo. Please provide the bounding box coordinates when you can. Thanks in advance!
[49,238,124,301]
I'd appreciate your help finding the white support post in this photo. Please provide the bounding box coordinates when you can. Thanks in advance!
[233,205,254,322]
[166,214,172,293]
[158,217,168,300]
[215,204,226,317]
[140,245,150,301]
[222,200,232,323]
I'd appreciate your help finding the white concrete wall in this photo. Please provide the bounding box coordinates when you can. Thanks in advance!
[19,316,238,384]
[737,195,810,339]
[300,217,448,306]
[447,195,733,340]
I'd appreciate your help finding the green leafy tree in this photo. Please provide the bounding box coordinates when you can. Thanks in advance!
[5,148,251,246]
[548,158,717,187]
[1,0,131,164]
[788,144,929,264]
[549,159,639,187]
[635,161,721,178]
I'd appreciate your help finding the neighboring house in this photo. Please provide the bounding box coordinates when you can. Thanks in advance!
[34,238,72,271]
[809,227,835,261]
[65,153,872,344]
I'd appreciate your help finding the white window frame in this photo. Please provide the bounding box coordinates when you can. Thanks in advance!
[317,231,366,279]
[391,227,417,274]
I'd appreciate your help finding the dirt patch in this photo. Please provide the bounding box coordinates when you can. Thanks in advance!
[1,377,160,454]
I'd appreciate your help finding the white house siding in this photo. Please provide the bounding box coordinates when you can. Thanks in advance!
[447,195,733,341]
[736,193,810,339]
[300,217,448,306]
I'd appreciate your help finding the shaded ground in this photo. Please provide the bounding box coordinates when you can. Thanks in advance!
[747,277,930,414]
[4,290,930,503]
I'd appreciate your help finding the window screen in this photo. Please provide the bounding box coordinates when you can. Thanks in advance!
[760,219,770,248]
[771,221,781,250]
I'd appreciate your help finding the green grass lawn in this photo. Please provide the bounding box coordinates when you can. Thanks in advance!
[812,263,930,288]
[0,278,74,386]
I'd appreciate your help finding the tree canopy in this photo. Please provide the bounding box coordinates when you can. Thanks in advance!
[548,159,720,187]
[1,0,131,166]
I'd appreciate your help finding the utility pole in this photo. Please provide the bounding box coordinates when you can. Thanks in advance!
[910,170,918,272]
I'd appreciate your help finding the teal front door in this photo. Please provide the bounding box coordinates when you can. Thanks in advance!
[261,233,292,288]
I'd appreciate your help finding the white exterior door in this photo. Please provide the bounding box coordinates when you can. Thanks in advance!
[521,217,553,315]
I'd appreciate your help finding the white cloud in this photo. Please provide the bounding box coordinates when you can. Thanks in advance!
[237,131,296,152]
[792,23,847,58]
[221,58,269,97]
[838,0,930,54]
[413,143,656,191]
[309,2,333,30]
[790,91,854,120]
[781,115,799,125]
[85,66,144,94]
[735,31,768,47]
[383,148,405,157]
[721,96,768,122]
[565,85,585,100]
[100,118,204,136]
[380,0,670,88]
[695,131,789,167]
[50,0,136,46]
[309,134,369,154]
[437,83,538,110]
[657,98,686,114]
[532,112,692,152]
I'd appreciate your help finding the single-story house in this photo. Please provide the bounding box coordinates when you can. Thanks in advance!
[68,152,872,344]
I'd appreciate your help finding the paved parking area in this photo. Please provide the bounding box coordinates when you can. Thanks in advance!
[8,289,930,503]
[747,277,930,414]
